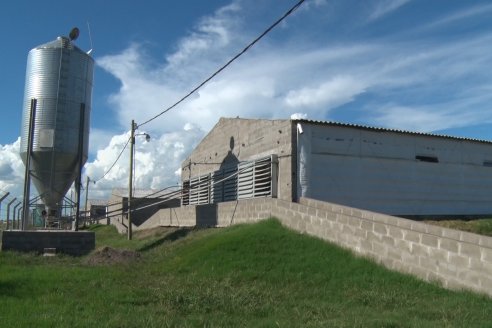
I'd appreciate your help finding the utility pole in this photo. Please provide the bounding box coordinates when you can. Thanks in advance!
[128,120,136,240]
[22,98,37,231]
[84,176,91,226]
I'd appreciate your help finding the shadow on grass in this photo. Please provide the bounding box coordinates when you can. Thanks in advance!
[137,228,193,252]
[0,280,25,298]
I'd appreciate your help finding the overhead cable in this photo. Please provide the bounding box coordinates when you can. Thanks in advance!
[109,159,257,215]
[93,137,131,183]
[137,0,307,129]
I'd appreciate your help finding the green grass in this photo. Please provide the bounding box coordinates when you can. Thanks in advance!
[1,219,492,327]
[425,218,492,237]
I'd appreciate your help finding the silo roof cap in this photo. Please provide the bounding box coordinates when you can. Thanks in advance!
[34,36,77,51]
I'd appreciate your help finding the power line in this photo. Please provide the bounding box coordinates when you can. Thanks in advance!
[103,184,183,210]
[137,0,307,129]
[104,159,258,216]
[104,187,184,218]
[85,0,307,207]
[92,136,131,183]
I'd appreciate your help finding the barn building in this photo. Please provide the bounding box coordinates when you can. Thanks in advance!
[181,117,492,218]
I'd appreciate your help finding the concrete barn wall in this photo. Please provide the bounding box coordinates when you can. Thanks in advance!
[181,118,296,201]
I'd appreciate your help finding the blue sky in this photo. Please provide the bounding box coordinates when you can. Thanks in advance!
[1,0,492,207]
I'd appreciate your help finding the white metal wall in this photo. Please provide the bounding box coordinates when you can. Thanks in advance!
[297,123,492,216]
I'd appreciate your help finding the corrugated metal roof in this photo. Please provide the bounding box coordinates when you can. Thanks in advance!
[292,119,492,145]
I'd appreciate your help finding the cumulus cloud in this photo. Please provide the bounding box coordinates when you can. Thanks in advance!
[0,139,24,212]
[84,124,204,199]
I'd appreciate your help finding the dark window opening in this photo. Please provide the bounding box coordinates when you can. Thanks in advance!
[416,155,439,163]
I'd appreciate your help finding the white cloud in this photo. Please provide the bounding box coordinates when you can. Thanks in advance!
[300,0,328,11]
[88,128,115,158]
[284,76,366,111]
[291,113,308,120]
[368,0,411,21]
[370,95,492,133]
[0,138,23,193]
[84,124,205,199]
[370,105,457,132]
[0,139,25,219]
[423,3,492,30]
[166,2,241,67]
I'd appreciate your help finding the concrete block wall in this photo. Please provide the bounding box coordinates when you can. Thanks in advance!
[128,198,272,230]
[137,205,197,229]
[215,198,273,226]
[1,230,95,256]
[273,197,492,296]
[106,194,492,296]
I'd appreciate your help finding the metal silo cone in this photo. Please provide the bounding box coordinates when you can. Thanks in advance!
[20,36,94,213]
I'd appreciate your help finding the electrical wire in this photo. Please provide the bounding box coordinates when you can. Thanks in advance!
[92,136,131,183]
[69,0,308,216]
[103,183,183,210]
[137,0,307,129]
[104,187,184,218]
[105,159,258,216]
[5,1,305,224]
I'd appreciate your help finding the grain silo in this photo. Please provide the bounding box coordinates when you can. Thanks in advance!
[20,29,94,222]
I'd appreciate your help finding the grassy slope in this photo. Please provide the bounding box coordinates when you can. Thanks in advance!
[1,219,492,327]
[425,219,492,237]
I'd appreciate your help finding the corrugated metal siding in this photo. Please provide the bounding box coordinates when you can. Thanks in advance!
[298,123,492,216]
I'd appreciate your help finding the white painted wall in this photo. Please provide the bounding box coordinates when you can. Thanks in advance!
[297,123,492,216]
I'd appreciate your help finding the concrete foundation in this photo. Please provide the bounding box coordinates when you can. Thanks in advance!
[1,230,95,256]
